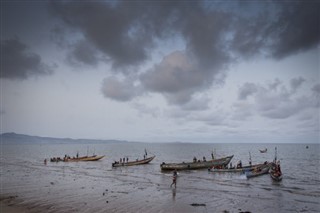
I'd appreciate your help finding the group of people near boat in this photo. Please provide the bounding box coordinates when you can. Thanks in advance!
[113,157,129,165]
[272,160,282,175]
[191,151,216,163]
[193,156,205,163]
[49,153,80,162]
[113,149,149,165]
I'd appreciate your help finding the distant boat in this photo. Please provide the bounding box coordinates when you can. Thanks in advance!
[112,155,155,167]
[160,155,233,171]
[245,163,271,178]
[259,148,267,153]
[306,145,309,149]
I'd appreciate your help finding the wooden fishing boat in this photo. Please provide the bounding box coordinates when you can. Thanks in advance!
[270,163,283,181]
[269,147,283,181]
[245,163,271,178]
[208,163,266,173]
[50,155,104,162]
[64,155,105,162]
[259,148,267,153]
[160,155,233,171]
[112,155,155,167]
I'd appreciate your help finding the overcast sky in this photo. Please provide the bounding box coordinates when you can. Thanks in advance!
[1,0,319,143]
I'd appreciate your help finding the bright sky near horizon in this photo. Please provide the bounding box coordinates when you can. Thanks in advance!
[1,1,319,143]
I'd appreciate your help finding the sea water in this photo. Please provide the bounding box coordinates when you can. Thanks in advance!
[1,141,319,212]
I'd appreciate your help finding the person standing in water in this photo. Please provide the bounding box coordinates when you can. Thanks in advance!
[170,169,178,188]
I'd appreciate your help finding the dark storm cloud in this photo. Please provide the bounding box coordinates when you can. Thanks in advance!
[49,1,180,69]
[140,51,219,105]
[270,1,320,59]
[47,1,319,104]
[2,1,317,78]
[0,38,53,79]
[230,1,320,59]
[66,40,101,66]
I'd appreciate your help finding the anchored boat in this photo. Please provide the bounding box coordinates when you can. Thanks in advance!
[245,163,271,178]
[160,155,233,171]
[50,155,104,162]
[208,163,266,173]
[112,155,155,167]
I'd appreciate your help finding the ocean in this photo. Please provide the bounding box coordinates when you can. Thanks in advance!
[1,141,319,212]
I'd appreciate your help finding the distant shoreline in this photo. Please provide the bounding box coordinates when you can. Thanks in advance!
[0,132,129,144]
[1,132,319,144]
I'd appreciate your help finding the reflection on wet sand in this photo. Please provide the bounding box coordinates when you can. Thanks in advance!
[172,188,176,201]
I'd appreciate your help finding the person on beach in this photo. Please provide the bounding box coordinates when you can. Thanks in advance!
[170,169,178,188]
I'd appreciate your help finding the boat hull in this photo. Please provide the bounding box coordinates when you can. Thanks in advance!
[160,155,233,171]
[112,156,155,167]
[270,171,283,181]
[245,163,271,178]
[64,155,105,162]
[208,163,265,173]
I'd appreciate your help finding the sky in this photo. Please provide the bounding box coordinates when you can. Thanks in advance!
[1,0,319,143]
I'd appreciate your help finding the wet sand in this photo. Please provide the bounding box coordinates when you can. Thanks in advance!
[1,143,319,213]
[0,191,203,213]
[0,196,29,213]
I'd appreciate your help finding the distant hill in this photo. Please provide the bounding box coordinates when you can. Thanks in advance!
[0,132,128,144]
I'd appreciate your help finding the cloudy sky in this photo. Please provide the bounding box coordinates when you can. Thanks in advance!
[1,0,319,143]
